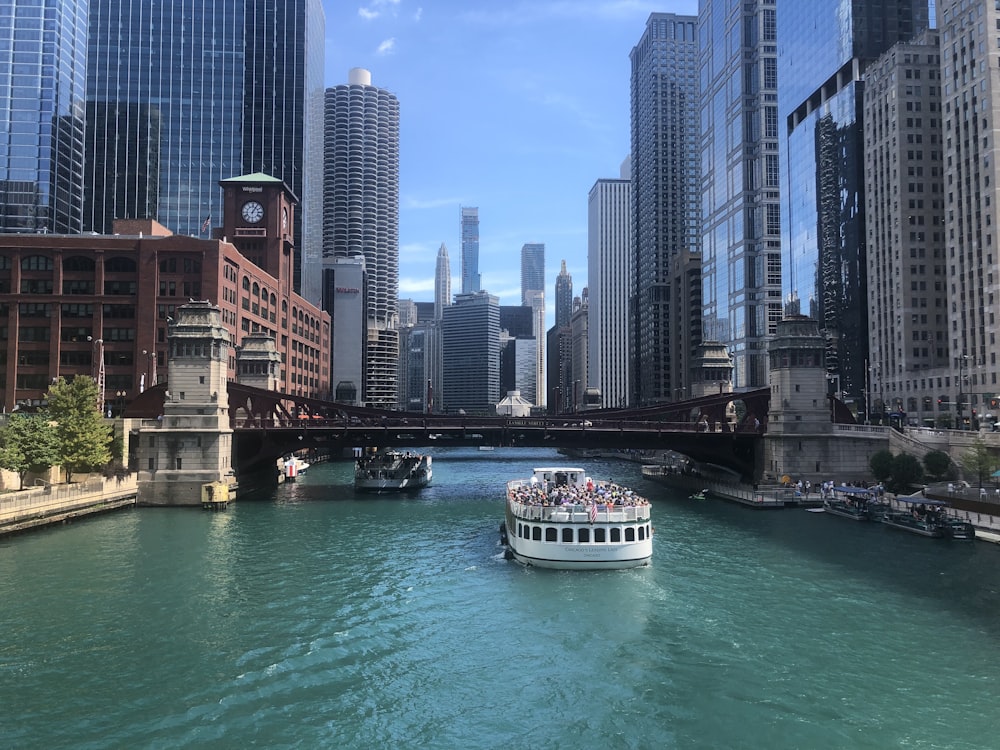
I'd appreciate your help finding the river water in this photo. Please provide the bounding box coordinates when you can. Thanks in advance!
[2,447,999,749]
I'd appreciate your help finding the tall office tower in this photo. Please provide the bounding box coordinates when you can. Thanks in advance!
[629,13,701,406]
[864,30,947,427]
[699,0,782,390]
[939,0,1000,424]
[521,243,545,306]
[0,0,87,234]
[588,169,631,409]
[570,292,589,411]
[779,0,928,408]
[549,259,573,410]
[323,68,400,408]
[85,0,325,299]
[460,207,481,294]
[554,260,573,328]
[434,243,451,320]
[440,291,500,413]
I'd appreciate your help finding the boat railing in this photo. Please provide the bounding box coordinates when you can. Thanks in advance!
[508,499,651,523]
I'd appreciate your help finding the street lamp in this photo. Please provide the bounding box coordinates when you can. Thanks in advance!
[116,390,127,417]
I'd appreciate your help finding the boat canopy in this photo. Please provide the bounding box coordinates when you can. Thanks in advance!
[833,485,879,496]
[896,496,949,506]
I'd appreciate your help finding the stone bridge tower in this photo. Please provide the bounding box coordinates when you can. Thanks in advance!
[136,301,234,505]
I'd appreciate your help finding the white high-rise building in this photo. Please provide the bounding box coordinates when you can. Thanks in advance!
[322,68,400,408]
[588,162,632,408]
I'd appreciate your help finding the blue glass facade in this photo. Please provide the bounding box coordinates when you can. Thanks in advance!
[460,206,480,295]
[0,0,87,234]
[778,0,929,402]
[84,0,324,297]
[699,0,781,391]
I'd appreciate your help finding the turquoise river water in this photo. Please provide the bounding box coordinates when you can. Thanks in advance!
[2,447,1000,749]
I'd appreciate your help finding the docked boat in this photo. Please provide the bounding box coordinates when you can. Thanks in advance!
[822,485,887,521]
[355,449,432,492]
[502,467,653,570]
[689,489,709,501]
[881,497,949,537]
[283,456,310,482]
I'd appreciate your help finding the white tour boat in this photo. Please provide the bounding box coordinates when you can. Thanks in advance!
[355,449,432,492]
[502,467,653,570]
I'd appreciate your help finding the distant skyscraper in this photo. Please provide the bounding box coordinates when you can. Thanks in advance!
[460,207,481,294]
[521,243,545,306]
[323,68,400,408]
[630,13,700,406]
[699,0,781,390]
[0,0,87,234]
[441,291,500,413]
[555,260,572,328]
[84,0,325,299]
[435,243,451,321]
[588,169,631,408]
[779,0,929,404]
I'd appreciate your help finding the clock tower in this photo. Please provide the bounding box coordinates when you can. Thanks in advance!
[219,173,296,290]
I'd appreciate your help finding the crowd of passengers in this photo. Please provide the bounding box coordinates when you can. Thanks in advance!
[509,479,649,508]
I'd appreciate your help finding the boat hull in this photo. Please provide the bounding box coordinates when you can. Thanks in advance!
[882,513,945,537]
[355,453,432,493]
[503,469,653,570]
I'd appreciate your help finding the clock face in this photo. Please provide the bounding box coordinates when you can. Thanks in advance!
[241,200,264,224]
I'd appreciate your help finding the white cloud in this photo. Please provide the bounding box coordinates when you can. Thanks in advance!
[358,7,378,20]
[403,195,464,210]
[376,38,396,55]
[413,7,423,21]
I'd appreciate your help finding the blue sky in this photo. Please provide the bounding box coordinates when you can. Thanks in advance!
[323,0,699,324]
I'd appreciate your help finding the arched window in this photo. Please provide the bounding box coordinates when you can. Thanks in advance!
[531,526,541,541]
[270,293,277,307]
[242,276,251,291]
[260,286,267,299]
[282,300,288,312]
[625,527,636,542]
[21,255,53,271]
[252,282,260,296]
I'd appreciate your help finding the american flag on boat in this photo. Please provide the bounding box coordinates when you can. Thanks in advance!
[589,503,598,523]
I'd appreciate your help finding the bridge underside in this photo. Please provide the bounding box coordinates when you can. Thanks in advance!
[128,382,772,485]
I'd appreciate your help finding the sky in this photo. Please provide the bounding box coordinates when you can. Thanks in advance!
[323,0,699,326]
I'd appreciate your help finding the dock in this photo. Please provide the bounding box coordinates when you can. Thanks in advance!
[641,465,821,509]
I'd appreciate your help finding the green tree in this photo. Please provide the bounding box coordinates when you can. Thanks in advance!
[869,450,895,482]
[922,450,955,482]
[0,414,61,490]
[45,377,112,482]
[887,453,924,494]
[961,438,999,489]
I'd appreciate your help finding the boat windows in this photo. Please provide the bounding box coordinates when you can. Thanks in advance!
[545,528,557,542]
[610,528,622,543]
[625,528,636,542]
[594,528,607,543]
[521,524,530,539]
[638,526,646,541]
[532,526,541,541]
[562,528,573,543]
[579,528,590,543]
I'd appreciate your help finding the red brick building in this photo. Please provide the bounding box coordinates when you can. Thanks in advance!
[0,174,330,413]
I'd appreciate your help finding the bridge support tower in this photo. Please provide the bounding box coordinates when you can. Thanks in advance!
[136,302,234,506]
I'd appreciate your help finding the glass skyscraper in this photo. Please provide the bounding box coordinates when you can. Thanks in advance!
[699,0,781,390]
[0,0,87,234]
[630,13,700,406]
[460,207,481,295]
[520,242,544,307]
[84,0,325,298]
[779,0,928,404]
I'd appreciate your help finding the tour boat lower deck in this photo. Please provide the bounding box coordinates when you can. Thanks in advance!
[355,450,432,493]
[502,467,653,570]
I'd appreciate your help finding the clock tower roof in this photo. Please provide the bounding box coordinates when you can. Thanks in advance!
[219,173,298,203]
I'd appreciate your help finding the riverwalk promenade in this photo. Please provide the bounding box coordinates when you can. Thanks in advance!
[0,476,137,537]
